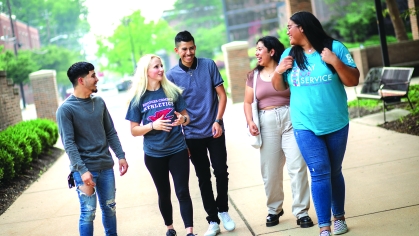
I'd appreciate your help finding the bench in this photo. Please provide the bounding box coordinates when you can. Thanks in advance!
[354,67,415,123]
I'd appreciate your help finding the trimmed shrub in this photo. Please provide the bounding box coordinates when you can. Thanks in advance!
[0,118,58,183]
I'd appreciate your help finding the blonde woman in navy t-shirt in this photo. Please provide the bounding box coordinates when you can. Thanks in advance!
[244,36,313,229]
[125,54,194,236]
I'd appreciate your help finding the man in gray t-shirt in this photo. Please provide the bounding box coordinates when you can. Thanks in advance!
[56,62,128,236]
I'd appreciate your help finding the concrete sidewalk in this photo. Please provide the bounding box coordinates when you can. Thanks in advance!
[1,92,419,235]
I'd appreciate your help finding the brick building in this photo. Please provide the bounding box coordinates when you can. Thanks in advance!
[0,12,40,51]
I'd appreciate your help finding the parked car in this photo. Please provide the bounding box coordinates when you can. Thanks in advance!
[116,79,133,92]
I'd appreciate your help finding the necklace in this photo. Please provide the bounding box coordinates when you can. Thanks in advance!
[74,95,94,113]
[264,69,275,78]
[308,48,314,53]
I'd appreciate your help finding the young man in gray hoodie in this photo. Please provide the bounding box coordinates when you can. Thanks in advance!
[56,62,128,236]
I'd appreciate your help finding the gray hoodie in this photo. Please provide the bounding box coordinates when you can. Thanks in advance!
[56,95,125,175]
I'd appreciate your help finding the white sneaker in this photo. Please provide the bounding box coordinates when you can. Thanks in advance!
[204,222,220,236]
[218,212,236,231]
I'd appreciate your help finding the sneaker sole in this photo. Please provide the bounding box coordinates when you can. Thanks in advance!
[204,229,220,236]
[334,228,348,235]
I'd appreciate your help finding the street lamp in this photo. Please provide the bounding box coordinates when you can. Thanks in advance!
[123,17,137,72]
[6,0,27,109]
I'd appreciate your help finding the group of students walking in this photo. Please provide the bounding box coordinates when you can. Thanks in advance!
[56,11,359,236]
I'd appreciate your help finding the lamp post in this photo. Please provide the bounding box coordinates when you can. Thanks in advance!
[6,1,18,56]
[123,18,137,72]
[6,0,26,109]
[374,0,390,67]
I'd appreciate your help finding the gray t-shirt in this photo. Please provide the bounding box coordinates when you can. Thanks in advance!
[56,94,125,175]
[125,87,187,157]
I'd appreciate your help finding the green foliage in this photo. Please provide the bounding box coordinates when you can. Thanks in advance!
[0,149,14,182]
[407,84,419,115]
[347,99,380,109]
[0,45,80,89]
[1,0,89,51]
[29,45,82,88]
[166,0,226,58]
[323,0,376,42]
[0,50,39,85]
[400,7,419,20]
[0,119,58,183]
[96,11,175,75]
[278,28,291,49]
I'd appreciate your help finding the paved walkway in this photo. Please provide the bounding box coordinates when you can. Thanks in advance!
[1,81,419,235]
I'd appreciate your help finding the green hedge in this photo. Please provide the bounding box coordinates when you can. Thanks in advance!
[0,119,58,183]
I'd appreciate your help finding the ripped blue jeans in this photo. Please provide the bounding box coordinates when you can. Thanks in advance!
[73,168,117,236]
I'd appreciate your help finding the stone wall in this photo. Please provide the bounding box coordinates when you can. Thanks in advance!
[0,71,23,131]
[29,70,60,122]
[350,40,419,83]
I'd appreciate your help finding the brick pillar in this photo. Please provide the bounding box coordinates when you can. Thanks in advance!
[0,71,23,131]
[221,41,249,104]
[29,70,59,122]
[285,0,313,19]
[350,48,369,83]
[409,0,419,40]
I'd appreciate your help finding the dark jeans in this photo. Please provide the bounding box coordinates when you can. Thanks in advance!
[186,133,229,224]
[144,149,193,228]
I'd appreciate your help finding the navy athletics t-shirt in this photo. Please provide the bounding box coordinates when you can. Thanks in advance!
[125,87,187,157]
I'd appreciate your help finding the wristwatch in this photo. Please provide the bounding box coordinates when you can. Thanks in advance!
[183,116,187,123]
[215,119,223,125]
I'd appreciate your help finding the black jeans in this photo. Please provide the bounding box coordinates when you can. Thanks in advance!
[186,133,229,224]
[144,149,193,228]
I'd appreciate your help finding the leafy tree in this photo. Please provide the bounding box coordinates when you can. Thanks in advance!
[164,0,227,58]
[29,45,82,88]
[324,0,377,42]
[0,48,40,108]
[0,0,89,50]
[96,10,175,75]
[0,50,39,85]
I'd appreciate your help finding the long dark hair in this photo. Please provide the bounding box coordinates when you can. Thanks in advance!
[252,36,285,73]
[289,11,336,73]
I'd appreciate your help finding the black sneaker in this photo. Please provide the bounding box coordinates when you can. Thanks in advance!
[297,215,314,228]
[266,210,284,227]
[186,234,195,236]
[166,229,177,236]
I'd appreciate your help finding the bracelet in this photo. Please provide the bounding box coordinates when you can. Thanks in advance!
[276,71,284,75]
[183,115,187,124]
[150,122,154,130]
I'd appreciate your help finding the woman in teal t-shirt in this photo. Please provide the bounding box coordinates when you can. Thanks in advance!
[272,11,360,236]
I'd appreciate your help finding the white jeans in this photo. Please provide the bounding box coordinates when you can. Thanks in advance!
[259,106,311,218]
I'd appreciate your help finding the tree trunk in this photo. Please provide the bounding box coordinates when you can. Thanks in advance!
[386,0,408,41]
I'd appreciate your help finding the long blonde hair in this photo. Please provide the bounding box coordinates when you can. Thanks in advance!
[130,54,183,106]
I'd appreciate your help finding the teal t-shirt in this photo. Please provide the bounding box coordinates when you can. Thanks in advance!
[280,41,357,135]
